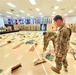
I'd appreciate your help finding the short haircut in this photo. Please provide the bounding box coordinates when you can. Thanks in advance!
[53,15,63,21]
[43,32,47,35]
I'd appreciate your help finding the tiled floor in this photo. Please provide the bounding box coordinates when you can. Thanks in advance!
[0,31,76,75]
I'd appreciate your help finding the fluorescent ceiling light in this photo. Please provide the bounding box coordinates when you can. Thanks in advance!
[22,17,25,18]
[68,10,74,13]
[0,14,2,15]
[53,12,56,14]
[31,16,34,18]
[29,0,36,5]
[41,15,43,17]
[6,15,11,17]
[7,3,16,8]
[6,11,13,14]
[52,15,55,16]
[64,14,68,16]
[36,8,40,11]
[57,0,62,2]
[54,6,59,10]
[75,6,76,8]
[16,15,19,17]
[39,13,42,15]
[20,10,25,13]
[27,14,30,16]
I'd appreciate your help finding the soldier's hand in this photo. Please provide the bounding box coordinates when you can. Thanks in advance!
[43,47,46,52]
[57,53,62,58]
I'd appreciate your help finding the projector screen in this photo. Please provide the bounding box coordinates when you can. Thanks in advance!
[0,16,4,27]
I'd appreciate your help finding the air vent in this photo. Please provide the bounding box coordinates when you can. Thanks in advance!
[10,9,14,12]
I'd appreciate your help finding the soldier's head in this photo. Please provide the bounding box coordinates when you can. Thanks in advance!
[53,15,64,27]
[43,32,48,37]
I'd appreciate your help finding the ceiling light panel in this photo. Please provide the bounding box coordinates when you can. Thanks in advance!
[16,15,20,17]
[54,6,59,10]
[31,16,34,18]
[0,14,2,15]
[27,14,30,16]
[20,10,25,13]
[64,14,68,16]
[39,13,42,15]
[53,12,56,14]
[52,15,55,16]
[68,10,74,13]
[6,15,11,17]
[57,0,62,2]
[7,3,16,8]
[29,0,36,5]
[6,12,13,14]
[36,8,40,11]
[41,15,43,17]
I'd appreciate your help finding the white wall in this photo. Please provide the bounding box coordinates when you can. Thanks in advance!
[47,24,56,31]
[65,16,76,23]
[0,16,4,27]
[3,17,8,24]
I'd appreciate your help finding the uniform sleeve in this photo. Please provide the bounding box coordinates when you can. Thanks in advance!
[44,37,49,50]
[58,28,71,54]
[50,34,57,41]
[55,30,62,54]
[48,31,56,38]
[43,31,56,49]
[48,31,57,41]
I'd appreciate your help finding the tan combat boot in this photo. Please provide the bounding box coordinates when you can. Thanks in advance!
[64,66,68,72]
[51,66,60,74]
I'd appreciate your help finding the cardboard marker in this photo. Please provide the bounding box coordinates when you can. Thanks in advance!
[0,37,2,39]
[11,63,22,73]
[7,41,11,44]
[35,43,38,46]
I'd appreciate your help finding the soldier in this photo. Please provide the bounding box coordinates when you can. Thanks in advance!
[34,26,58,65]
[42,31,56,62]
[43,32,49,52]
[43,30,57,52]
[48,31,57,48]
[44,15,72,74]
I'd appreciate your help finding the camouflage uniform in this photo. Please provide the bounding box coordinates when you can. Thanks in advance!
[44,24,72,71]
[43,36,49,51]
[52,25,71,71]
[43,31,56,52]
[48,31,57,48]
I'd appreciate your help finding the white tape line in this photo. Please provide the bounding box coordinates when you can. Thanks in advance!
[17,55,23,60]
[34,46,48,75]
[4,53,10,58]
[3,66,12,74]
[42,64,48,75]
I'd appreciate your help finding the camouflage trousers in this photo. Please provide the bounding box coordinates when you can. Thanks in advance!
[55,53,68,71]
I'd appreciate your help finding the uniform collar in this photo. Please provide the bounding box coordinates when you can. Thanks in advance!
[58,24,65,31]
